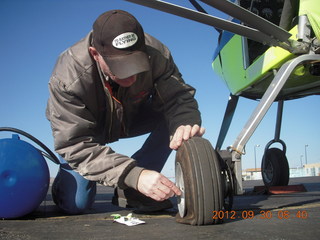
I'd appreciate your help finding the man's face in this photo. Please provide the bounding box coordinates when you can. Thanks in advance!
[95,50,137,87]
[89,47,137,87]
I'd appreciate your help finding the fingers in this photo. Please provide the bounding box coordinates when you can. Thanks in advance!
[149,189,167,201]
[169,126,184,150]
[152,175,181,201]
[191,124,206,137]
[169,125,190,150]
[182,125,192,140]
[170,124,206,150]
[153,184,180,201]
[152,183,176,201]
[190,124,200,137]
[160,175,182,196]
[137,170,181,201]
[196,126,206,137]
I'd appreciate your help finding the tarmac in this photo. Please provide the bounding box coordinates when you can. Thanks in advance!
[1,176,319,240]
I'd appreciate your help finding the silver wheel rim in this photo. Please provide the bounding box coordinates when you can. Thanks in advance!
[175,161,186,218]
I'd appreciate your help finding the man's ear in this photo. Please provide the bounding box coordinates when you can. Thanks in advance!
[88,47,100,61]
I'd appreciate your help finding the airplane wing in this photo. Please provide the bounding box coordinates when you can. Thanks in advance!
[125,0,294,51]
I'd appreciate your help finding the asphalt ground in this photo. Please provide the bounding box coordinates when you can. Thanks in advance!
[1,176,319,240]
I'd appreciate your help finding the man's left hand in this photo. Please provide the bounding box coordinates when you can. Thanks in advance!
[169,124,205,150]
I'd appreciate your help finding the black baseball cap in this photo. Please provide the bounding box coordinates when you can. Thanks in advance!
[92,10,150,79]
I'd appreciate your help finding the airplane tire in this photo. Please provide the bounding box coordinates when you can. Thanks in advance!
[261,148,289,187]
[175,137,224,225]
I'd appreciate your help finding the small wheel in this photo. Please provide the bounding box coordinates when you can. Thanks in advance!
[261,148,289,187]
[175,137,224,225]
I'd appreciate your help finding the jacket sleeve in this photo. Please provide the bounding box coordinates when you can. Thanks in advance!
[151,47,202,136]
[46,75,140,189]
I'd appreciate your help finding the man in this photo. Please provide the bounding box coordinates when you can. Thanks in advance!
[46,10,205,213]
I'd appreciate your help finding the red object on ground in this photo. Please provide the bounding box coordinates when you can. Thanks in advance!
[253,184,307,194]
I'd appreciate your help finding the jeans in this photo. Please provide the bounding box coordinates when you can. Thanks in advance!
[130,117,172,172]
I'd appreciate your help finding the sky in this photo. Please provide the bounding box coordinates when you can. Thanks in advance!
[0,0,319,179]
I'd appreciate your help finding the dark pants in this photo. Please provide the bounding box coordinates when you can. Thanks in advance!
[124,111,172,172]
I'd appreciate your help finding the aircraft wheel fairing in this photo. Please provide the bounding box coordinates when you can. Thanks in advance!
[175,137,224,225]
[261,148,289,187]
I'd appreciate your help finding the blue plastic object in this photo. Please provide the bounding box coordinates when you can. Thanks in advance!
[0,134,49,218]
[51,157,96,214]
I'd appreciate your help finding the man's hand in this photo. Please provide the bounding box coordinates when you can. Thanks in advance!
[137,169,181,201]
[170,124,205,150]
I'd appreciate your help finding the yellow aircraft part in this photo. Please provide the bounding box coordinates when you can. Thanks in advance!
[212,0,319,98]
[300,0,320,39]
[245,27,298,91]
[212,27,297,96]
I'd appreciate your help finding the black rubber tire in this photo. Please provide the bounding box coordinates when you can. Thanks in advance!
[261,148,289,187]
[175,137,224,225]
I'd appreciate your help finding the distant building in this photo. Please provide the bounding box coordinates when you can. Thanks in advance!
[304,163,320,177]
[242,168,262,180]
[242,162,320,180]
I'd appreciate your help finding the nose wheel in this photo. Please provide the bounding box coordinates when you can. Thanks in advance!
[261,147,289,187]
[175,137,232,225]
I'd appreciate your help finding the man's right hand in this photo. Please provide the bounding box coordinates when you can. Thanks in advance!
[137,169,181,201]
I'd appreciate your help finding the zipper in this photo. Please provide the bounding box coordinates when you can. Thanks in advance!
[116,87,127,136]
[97,65,114,142]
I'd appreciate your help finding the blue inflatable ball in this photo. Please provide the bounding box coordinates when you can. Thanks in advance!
[0,135,49,218]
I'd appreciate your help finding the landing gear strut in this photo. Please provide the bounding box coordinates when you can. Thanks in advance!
[261,100,289,187]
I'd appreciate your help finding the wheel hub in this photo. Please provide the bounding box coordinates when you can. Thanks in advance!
[175,161,186,218]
